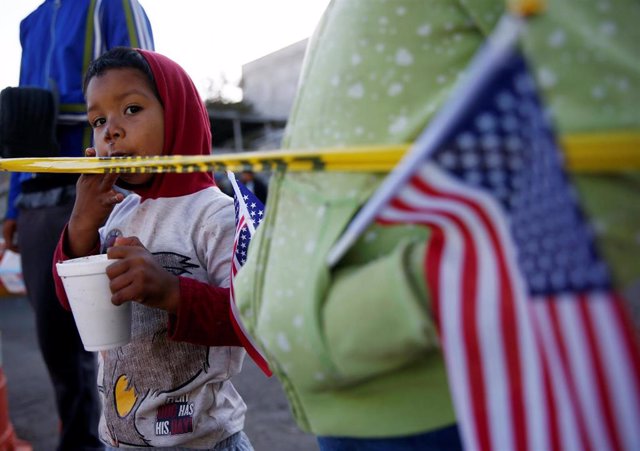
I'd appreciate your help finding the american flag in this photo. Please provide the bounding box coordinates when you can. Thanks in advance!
[329,15,640,451]
[227,171,272,376]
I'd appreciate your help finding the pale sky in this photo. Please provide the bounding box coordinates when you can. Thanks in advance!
[0,0,330,100]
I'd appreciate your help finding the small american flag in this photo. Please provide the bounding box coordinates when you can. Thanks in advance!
[227,171,272,376]
[329,15,640,451]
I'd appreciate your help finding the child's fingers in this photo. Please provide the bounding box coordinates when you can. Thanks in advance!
[113,236,144,248]
[103,236,143,256]
[78,173,119,193]
[105,255,148,306]
[108,272,138,305]
[104,251,141,281]
[100,173,121,190]
[107,246,133,262]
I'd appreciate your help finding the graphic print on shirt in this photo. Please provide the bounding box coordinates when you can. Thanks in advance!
[154,395,195,436]
[98,252,210,447]
[152,252,199,275]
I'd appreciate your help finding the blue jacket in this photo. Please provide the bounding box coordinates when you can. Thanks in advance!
[6,0,154,219]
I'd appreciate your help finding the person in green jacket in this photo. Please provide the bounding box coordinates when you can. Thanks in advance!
[234,1,640,450]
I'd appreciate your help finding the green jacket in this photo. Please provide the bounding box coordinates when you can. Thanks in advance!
[235,0,640,438]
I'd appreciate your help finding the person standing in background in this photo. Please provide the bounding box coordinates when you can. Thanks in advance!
[1,1,154,449]
[238,170,268,204]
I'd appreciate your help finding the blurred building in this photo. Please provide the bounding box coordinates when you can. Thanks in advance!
[210,39,308,153]
[242,39,307,119]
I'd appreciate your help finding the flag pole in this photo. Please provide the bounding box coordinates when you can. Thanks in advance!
[227,171,259,235]
[326,13,525,267]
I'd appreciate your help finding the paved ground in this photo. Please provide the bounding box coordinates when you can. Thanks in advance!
[0,295,319,451]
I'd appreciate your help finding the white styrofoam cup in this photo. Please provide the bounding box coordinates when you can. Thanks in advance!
[56,254,131,351]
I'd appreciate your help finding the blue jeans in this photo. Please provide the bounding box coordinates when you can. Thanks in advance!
[317,424,463,451]
[104,431,253,451]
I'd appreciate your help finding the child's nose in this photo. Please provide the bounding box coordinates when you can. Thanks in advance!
[104,120,124,141]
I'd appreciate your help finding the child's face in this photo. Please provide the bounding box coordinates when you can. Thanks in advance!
[86,67,164,186]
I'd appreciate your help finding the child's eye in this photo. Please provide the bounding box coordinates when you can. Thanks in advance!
[125,105,142,115]
[91,117,106,128]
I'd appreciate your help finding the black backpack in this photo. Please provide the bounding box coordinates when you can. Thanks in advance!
[0,86,59,158]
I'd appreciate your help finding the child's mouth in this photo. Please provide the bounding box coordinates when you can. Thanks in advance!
[108,151,133,158]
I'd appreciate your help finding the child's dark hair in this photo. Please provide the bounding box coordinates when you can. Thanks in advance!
[83,47,161,103]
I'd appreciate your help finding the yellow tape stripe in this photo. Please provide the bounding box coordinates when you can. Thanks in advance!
[562,132,639,172]
[0,134,637,174]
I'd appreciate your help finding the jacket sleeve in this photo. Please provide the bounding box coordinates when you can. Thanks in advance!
[100,0,155,50]
[167,277,241,347]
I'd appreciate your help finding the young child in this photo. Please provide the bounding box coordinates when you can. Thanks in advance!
[52,47,253,450]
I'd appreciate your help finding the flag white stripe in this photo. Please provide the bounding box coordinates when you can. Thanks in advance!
[557,295,611,451]
[590,295,640,450]
[231,216,247,272]
[131,0,152,49]
[519,299,548,451]
[94,0,104,58]
[530,300,583,451]
[131,0,145,49]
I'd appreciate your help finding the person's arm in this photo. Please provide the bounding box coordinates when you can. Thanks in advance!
[100,0,155,50]
[5,173,21,221]
[2,173,22,252]
[168,277,241,346]
[170,200,241,346]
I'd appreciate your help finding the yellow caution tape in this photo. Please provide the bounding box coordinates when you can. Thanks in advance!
[0,133,637,174]
[562,132,639,172]
[0,145,405,174]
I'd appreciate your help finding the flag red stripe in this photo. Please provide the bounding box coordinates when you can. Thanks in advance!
[425,226,445,333]
[229,278,272,376]
[545,299,592,451]
[413,174,528,451]
[540,342,561,451]
[578,296,624,451]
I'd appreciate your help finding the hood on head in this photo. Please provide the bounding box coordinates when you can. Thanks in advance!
[132,49,215,200]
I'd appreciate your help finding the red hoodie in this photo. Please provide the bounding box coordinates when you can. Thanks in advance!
[52,49,240,347]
